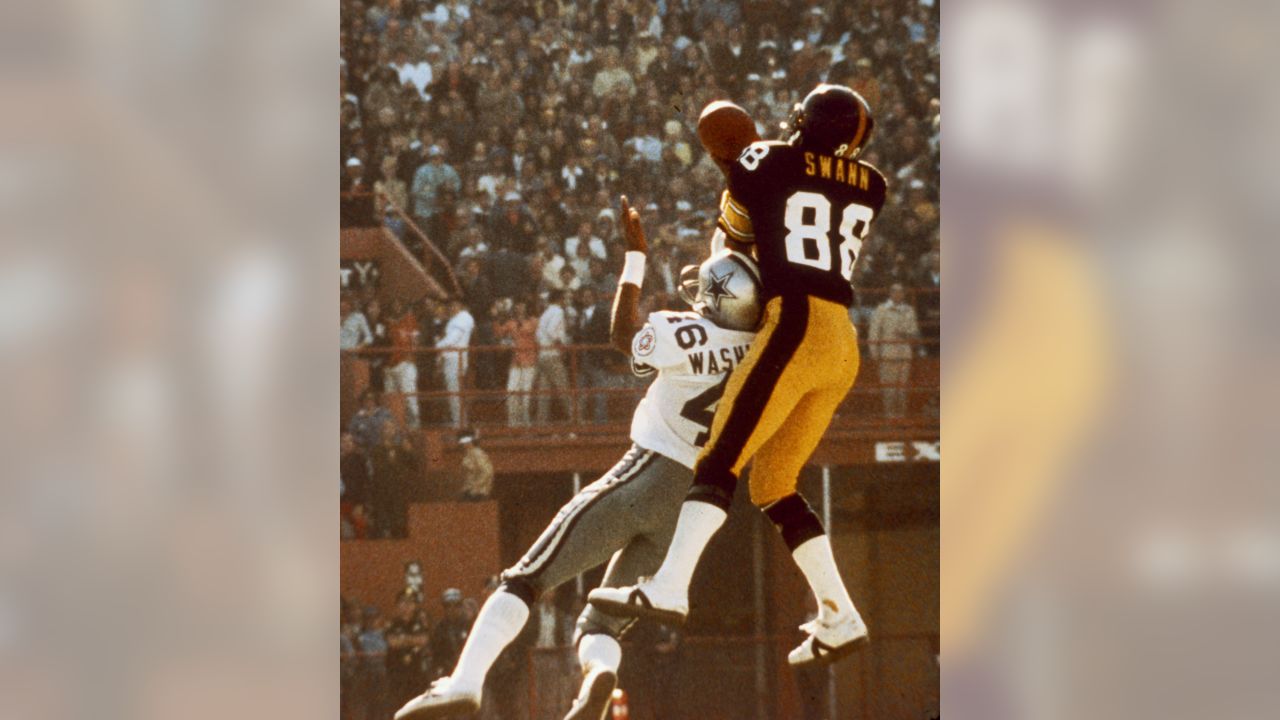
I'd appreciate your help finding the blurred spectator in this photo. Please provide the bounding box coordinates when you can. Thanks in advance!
[458,428,494,502]
[386,300,422,429]
[532,590,572,650]
[402,561,426,605]
[370,431,418,538]
[355,606,390,720]
[592,47,636,99]
[495,300,538,426]
[869,283,921,417]
[393,48,433,98]
[385,597,432,708]
[563,217,607,261]
[348,390,396,452]
[556,265,582,294]
[490,244,533,301]
[342,157,377,227]
[364,298,390,387]
[460,261,501,392]
[568,241,594,285]
[346,504,371,541]
[340,431,371,538]
[535,238,568,294]
[375,154,409,216]
[435,297,475,427]
[341,609,358,719]
[535,292,573,423]
[915,249,941,357]
[575,287,615,424]
[531,591,575,715]
[431,588,471,679]
[341,296,374,350]
[411,145,460,230]
[489,191,540,255]
[459,257,494,319]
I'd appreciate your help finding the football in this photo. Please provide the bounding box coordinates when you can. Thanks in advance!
[697,101,760,163]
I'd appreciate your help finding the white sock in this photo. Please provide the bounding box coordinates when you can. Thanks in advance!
[792,535,859,623]
[449,591,530,694]
[652,501,728,592]
[577,633,622,673]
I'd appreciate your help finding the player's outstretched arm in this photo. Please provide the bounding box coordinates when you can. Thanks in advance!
[610,195,647,355]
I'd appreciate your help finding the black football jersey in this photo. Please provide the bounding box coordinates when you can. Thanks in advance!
[717,140,887,306]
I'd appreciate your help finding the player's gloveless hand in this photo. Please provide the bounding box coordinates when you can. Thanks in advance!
[619,195,647,254]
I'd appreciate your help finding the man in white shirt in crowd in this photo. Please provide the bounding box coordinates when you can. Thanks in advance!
[435,298,475,427]
[535,291,573,423]
[868,283,921,417]
[563,218,608,261]
[341,297,373,350]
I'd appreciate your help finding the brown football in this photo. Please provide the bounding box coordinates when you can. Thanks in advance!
[697,100,760,163]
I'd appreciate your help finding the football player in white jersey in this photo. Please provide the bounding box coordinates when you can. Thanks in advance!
[395,197,761,720]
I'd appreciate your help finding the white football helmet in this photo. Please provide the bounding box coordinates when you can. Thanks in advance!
[678,249,763,331]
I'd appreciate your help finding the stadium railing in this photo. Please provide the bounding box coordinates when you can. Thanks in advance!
[339,333,939,433]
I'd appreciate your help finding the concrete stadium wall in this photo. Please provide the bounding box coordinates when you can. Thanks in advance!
[340,501,501,616]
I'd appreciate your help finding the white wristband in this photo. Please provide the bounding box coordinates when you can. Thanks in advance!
[620,251,646,287]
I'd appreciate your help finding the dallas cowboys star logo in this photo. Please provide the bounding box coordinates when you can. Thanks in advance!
[702,268,737,311]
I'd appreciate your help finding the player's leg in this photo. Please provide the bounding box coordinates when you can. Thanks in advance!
[590,296,815,620]
[751,391,866,635]
[750,317,865,666]
[396,447,671,720]
[563,454,688,720]
[567,533,679,720]
[564,545,650,720]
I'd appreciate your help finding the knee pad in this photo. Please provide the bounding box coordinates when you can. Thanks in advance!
[573,607,634,648]
[763,493,825,551]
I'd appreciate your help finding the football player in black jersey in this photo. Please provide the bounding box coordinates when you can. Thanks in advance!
[591,84,886,667]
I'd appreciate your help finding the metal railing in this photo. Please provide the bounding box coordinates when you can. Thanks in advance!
[340,335,939,432]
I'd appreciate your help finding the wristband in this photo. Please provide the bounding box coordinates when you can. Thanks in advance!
[621,251,646,287]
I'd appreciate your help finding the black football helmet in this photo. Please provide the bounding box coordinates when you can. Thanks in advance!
[781,83,874,159]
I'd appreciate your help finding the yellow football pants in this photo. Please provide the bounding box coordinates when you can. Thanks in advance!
[693,295,860,508]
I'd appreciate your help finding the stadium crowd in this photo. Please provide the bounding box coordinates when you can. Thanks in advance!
[340,0,940,430]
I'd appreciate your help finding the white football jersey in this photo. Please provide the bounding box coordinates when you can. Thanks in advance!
[629,310,757,469]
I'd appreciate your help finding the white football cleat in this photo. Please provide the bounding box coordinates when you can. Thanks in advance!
[587,580,689,625]
[787,614,869,667]
[563,666,618,720]
[393,677,481,720]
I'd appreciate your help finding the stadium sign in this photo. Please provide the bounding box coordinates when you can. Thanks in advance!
[874,441,940,463]
[340,259,379,290]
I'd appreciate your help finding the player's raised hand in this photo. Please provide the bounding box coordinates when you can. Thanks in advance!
[619,195,648,254]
